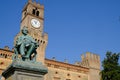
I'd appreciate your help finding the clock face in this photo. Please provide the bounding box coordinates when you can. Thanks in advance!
[31,19,40,28]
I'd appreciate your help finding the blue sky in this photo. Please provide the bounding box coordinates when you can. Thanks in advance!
[0,0,120,65]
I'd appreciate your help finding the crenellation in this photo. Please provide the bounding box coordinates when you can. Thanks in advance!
[93,54,96,62]
[64,59,68,63]
[91,54,94,60]
[95,54,99,63]
[93,54,97,62]
[43,33,48,41]
[52,57,56,61]
[37,3,41,7]
[28,0,32,3]
[74,61,80,65]
[81,54,85,61]
[81,52,100,69]
[86,52,91,60]
[81,52,101,80]
[81,53,89,68]
[33,1,37,5]
[4,46,9,50]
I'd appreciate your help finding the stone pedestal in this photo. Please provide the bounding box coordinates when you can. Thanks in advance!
[2,60,48,80]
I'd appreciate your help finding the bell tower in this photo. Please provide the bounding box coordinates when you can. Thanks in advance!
[15,0,48,64]
[21,0,44,35]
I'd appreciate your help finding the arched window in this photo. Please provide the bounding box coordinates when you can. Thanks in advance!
[24,11,26,16]
[32,9,36,15]
[5,54,7,58]
[36,11,39,16]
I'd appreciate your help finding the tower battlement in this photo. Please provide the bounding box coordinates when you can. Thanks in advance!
[81,52,100,70]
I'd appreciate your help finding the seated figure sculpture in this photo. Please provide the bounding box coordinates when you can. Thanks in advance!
[14,27,39,61]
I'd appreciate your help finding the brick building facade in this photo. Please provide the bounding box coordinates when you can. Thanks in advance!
[0,0,100,80]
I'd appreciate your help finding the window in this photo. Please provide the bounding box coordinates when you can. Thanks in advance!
[32,9,36,15]
[55,71,58,74]
[35,39,37,41]
[67,74,70,76]
[24,11,26,16]
[78,75,81,78]
[43,41,45,44]
[36,11,39,16]
[0,62,4,65]
[32,8,40,16]
[47,63,51,67]
[5,54,7,58]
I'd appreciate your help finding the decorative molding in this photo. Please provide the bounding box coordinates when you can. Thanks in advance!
[45,59,89,74]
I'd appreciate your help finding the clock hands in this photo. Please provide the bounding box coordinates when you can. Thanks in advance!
[31,19,40,28]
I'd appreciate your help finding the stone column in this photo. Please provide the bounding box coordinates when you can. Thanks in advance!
[2,60,48,80]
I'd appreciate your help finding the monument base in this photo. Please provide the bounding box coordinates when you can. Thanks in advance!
[2,60,48,80]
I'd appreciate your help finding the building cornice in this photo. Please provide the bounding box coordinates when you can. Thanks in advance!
[45,58,89,74]
[0,49,89,74]
[0,49,14,53]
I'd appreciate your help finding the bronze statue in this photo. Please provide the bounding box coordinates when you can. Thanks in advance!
[13,27,39,61]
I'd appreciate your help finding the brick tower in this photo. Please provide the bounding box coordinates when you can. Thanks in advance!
[81,52,100,80]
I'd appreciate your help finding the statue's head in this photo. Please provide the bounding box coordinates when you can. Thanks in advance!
[22,26,28,35]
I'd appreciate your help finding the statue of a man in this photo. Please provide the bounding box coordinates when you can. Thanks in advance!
[14,27,39,61]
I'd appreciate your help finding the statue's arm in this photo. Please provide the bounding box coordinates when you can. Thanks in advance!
[29,36,39,47]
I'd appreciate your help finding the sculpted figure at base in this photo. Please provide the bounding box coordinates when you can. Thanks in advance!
[13,27,39,61]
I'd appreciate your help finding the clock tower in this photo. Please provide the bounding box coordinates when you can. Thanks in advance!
[15,0,48,64]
